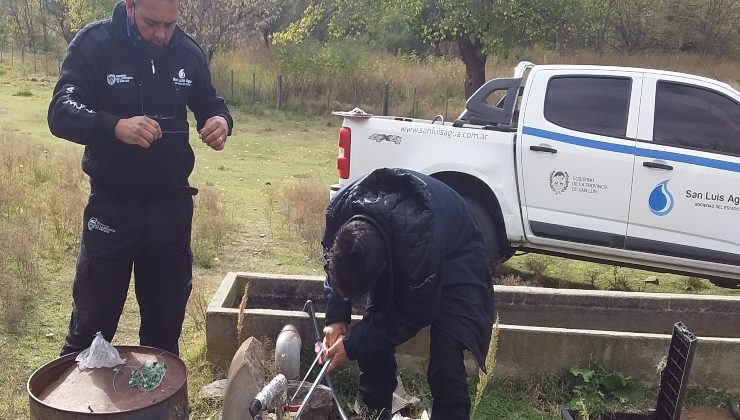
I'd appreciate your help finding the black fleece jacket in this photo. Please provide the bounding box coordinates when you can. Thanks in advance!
[48,1,233,200]
[323,168,495,370]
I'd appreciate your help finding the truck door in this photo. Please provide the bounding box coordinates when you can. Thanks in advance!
[627,76,740,267]
[519,69,642,248]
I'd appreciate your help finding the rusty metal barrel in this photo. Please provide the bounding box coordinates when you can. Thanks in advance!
[28,346,188,419]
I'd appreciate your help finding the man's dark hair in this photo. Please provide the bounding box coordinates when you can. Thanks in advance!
[327,219,387,299]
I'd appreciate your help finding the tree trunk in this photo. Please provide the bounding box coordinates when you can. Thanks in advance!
[456,32,487,99]
[7,1,27,48]
[21,0,36,50]
[41,0,50,49]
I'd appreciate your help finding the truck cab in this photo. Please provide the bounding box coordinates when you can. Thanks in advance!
[518,64,740,286]
[332,62,740,286]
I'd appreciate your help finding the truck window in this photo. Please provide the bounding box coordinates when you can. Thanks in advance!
[544,76,631,138]
[654,82,740,156]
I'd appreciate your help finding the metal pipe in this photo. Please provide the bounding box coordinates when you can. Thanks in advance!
[275,324,302,380]
[303,300,351,420]
[250,374,287,420]
[290,352,321,403]
[295,356,332,419]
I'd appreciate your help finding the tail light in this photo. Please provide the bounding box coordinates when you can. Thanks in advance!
[337,127,351,179]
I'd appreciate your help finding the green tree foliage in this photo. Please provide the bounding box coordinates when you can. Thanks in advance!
[273,0,392,45]
[180,0,309,59]
[242,0,308,48]
[274,0,506,96]
[64,0,117,33]
[1,0,42,49]
[274,0,738,97]
[43,0,117,43]
[405,0,542,96]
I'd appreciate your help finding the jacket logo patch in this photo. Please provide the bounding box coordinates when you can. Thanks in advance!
[87,217,116,234]
[173,68,192,87]
[106,73,133,86]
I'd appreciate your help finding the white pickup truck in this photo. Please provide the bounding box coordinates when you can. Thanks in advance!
[330,61,740,287]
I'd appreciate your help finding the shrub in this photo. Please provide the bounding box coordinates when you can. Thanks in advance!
[192,187,233,268]
[278,177,327,251]
[12,89,32,97]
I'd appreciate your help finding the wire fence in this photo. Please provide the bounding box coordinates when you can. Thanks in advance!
[208,65,461,119]
[0,48,63,79]
[0,48,465,119]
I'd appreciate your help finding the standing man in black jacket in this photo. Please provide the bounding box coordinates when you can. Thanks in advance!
[322,168,495,420]
[48,0,234,356]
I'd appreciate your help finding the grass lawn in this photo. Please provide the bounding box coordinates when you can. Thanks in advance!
[0,60,736,419]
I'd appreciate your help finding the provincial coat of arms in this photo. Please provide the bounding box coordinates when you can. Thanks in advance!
[549,171,569,194]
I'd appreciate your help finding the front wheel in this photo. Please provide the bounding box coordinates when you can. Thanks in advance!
[463,196,499,265]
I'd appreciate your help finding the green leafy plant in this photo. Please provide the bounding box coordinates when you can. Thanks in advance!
[568,366,645,417]
[607,266,632,291]
[681,276,708,292]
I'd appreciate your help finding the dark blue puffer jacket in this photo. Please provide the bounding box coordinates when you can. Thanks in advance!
[323,168,495,370]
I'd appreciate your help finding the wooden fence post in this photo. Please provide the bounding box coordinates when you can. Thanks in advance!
[252,72,256,105]
[412,86,417,118]
[276,74,283,110]
[382,83,389,116]
[230,69,234,102]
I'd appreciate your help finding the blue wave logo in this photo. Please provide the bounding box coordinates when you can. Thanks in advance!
[648,180,674,216]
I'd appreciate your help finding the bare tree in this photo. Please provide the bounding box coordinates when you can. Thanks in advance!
[2,0,32,49]
[20,0,37,50]
[179,0,249,60]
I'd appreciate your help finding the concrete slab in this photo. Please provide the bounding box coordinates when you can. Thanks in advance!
[206,273,740,393]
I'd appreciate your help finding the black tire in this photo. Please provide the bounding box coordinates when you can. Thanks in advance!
[463,196,499,264]
[708,277,740,289]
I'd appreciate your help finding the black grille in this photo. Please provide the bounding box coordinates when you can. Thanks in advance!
[654,322,698,420]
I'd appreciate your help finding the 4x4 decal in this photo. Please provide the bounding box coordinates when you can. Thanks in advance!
[369,133,403,145]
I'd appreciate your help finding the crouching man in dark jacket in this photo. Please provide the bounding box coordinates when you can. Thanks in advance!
[322,168,495,420]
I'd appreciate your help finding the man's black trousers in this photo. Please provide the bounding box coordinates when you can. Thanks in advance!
[358,325,471,420]
[61,189,194,356]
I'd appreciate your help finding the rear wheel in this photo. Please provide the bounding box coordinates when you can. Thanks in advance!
[463,196,500,265]
[708,277,740,289]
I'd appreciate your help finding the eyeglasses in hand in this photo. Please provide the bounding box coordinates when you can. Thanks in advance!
[140,82,188,135]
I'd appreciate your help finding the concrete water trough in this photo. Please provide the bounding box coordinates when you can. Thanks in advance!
[206,272,740,392]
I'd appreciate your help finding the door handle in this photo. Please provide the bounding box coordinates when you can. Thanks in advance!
[643,161,673,170]
[530,145,557,153]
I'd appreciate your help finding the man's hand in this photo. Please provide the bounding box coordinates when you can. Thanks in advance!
[323,322,348,350]
[199,115,228,151]
[325,336,348,372]
[115,116,162,148]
